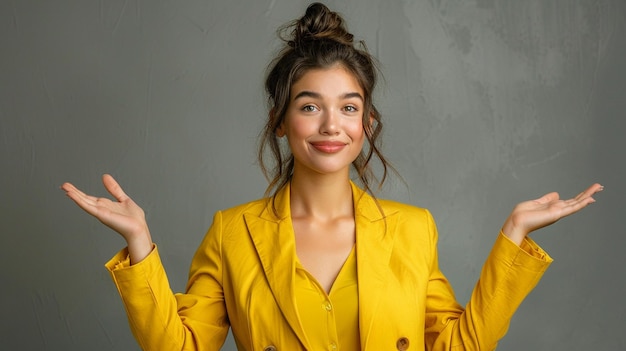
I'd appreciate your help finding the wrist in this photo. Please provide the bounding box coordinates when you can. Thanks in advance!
[501,223,527,246]
[126,230,153,265]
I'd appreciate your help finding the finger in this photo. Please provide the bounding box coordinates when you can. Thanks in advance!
[62,180,124,223]
[574,183,604,201]
[60,182,75,193]
[61,182,89,197]
[556,183,603,205]
[64,188,103,216]
[558,195,597,218]
[102,174,130,202]
[62,182,94,199]
[62,182,99,206]
[563,197,595,208]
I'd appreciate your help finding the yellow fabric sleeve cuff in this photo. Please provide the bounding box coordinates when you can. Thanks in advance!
[104,244,159,282]
[496,231,553,272]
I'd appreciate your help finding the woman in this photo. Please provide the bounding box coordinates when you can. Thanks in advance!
[61,3,602,351]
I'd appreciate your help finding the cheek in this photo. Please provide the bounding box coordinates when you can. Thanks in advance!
[347,119,365,141]
[287,119,315,139]
[286,112,316,132]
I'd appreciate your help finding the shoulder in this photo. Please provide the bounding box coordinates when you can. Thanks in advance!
[371,197,439,241]
[374,198,434,223]
[200,197,273,243]
[216,197,271,222]
[352,184,437,234]
[377,198,430,215]
[370,198,440,261]
[222,197,269,214]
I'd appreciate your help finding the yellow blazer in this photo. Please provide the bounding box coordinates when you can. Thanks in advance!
[107,182,552,351]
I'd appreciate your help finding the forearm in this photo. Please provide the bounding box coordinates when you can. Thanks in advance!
[432,233,552,350]
[106,246,186,349]
[106,245,229,351]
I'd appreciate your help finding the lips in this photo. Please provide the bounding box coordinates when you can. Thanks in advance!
[310,140,347,153]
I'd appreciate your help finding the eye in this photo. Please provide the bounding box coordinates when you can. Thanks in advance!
[343,105,359,113]
[302,105,318,112]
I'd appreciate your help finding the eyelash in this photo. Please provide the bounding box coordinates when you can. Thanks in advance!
[302,105,318,112]
[301,105,359,112]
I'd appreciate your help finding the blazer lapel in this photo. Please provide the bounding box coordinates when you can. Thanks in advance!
[243,184,311,349]
[352,183,399,349]
[243,182,398,350]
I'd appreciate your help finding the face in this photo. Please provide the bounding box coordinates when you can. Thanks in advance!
[277,65,367,178]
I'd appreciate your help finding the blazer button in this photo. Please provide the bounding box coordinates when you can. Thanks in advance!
[396,337,410,350]
[264,346,277,351]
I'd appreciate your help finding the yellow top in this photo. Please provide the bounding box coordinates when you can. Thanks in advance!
[105,182,554,350]
[294,247,360,351]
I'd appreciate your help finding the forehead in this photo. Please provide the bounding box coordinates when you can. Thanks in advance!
[290,65,364,98]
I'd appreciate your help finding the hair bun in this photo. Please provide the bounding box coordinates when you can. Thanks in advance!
[289,2,354,47]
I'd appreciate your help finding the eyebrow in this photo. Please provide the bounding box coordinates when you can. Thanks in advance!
[293,90,364,101]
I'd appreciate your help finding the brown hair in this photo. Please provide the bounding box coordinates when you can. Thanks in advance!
[258,2,395,198]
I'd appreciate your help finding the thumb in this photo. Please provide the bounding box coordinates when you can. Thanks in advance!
[534,191,560,204]
[102,174,130,202]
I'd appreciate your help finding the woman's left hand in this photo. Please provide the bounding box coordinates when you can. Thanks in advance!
[502,183,604,245]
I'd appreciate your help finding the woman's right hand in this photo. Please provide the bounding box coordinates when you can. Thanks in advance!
[61,174,153,264]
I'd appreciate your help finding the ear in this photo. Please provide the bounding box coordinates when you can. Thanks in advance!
[276,123,286,137]
[271,108,286,137]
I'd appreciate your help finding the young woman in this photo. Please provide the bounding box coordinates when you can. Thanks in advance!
[61,3,602,351]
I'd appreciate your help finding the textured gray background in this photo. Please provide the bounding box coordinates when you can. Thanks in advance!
[1,0,624,350]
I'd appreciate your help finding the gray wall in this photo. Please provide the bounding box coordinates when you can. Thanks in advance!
[1,1,624,350]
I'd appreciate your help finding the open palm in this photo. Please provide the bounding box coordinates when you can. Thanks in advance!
[502,183,603,245]
[62,174,153,263]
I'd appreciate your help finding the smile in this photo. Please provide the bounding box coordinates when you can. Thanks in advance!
[310,141,347,153]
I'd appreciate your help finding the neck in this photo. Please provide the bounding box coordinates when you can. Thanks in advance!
[289,169,354,221]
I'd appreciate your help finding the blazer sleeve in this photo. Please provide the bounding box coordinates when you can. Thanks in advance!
[105,211,230,351]
[422,210,553,351]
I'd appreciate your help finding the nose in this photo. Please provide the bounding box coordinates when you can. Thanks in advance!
[319,109,340,135]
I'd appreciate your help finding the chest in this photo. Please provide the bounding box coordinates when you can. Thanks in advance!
[292,216,356,293]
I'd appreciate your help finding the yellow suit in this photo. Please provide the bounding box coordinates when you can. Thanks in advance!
[107,182,552,350]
